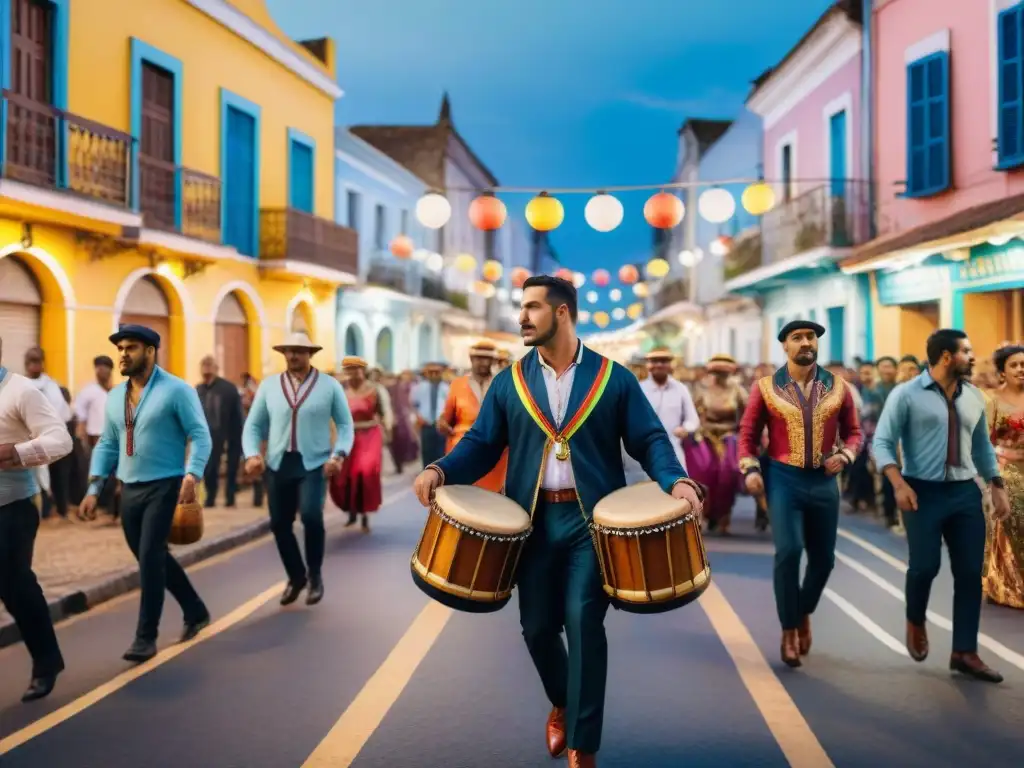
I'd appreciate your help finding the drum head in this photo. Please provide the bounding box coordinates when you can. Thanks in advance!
[433,485,531,535]
[593,481,691,529]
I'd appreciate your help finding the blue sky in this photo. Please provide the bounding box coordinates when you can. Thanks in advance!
[268,0,834,330]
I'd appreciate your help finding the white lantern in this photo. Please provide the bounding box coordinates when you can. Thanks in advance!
[698,188,736,224]
[579,310,592,324]
[584,193,624,232]
[512,287,524,301]
[412,248,430,262]
[709,237,729,257]
[586,290,599,304]
[609,288,622,302]
[425,252,444,272]
[612,307,626,321]
[572,271,586,288]
[416,193,452,229]
[677,249,696,268]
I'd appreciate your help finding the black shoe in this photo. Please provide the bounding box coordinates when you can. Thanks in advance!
[306,576,324,605]
[950,652,1004,683]
[21,675,58,702]
[344,513,357,527]
[122,639,158,663]
[180,614,211,643]
[280,580,307,606]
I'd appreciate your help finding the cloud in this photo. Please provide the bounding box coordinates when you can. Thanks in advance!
[619,88,746,115]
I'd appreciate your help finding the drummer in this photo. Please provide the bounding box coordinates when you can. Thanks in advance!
[414,275,702,768]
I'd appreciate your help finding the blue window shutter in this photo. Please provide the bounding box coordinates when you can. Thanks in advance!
[998,5,1024,167]
[905,51,951,197]
[289,140,314,213]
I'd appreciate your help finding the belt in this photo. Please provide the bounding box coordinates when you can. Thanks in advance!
[540,488,578,504]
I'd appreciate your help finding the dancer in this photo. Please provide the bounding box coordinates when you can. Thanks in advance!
[81,325,212,662]
[330,356,391,533]
[411,362,449,467]
[413,275,701,768]
[873,329,1009,682]
[437,339,508,492]
[242,333,354,606]
[640,348,699,472]
[0,336,72,701]
[737,319,862,667]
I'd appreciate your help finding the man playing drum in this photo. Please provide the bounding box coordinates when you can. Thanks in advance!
[414,275,703,768]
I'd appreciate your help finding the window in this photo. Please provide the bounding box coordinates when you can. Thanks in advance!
[781,144,793,202]
[906,51,951,197]
[287,129,314,214]
[346,190,361,230]
[374,204,386,249]
[998,4,1024,168]
[400,209,409,235]
[220,90,260,257]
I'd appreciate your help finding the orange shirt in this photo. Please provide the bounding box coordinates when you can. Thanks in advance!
[440,374,508,492]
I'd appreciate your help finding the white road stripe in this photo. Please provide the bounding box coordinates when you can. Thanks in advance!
[823,588,908,656]
[837,528,908,572]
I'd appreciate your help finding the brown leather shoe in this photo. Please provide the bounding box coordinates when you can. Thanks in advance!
[950,652,1003,683]
[780,629,802,667]
[568,749,597,768]
[798,615,812,656]
[545,707,566,757]
[906,621,928,662]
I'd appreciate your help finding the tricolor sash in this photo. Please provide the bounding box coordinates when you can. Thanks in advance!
[511,356,614,460]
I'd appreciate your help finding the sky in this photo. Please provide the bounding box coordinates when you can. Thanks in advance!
[268,0,835,331]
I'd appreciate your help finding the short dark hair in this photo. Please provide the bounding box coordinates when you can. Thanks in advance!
[93,355,114,369]
[925,328,967,366]
[522,274,578,323]
[994,345,1024,373]
[875,356,898,367]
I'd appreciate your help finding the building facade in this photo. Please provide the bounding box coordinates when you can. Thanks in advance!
[0,0,354,390]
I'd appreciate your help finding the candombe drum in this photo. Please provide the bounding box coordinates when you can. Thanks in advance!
[591,481,710,613]
[169,501,204,546]
[411,485,532,613]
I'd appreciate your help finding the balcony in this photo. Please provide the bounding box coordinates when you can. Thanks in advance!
[139,157,222,243]
[651,276,690,311]
[259,208,359,276]
[421,274,448,301]
[366,259,410,292]
[2,90,133,209]
[723,231,763,280]
[760,180,871,265]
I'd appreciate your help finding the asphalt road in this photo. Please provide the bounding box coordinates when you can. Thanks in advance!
[0,486,1022,767]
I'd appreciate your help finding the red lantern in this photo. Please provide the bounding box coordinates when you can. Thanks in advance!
[511,266,531,288]
[618,264,639,285]
[555,268,574,281]
[643,192,684,229]
[468,194,507,231]
[390,235,414,259]
[592,269,610,287]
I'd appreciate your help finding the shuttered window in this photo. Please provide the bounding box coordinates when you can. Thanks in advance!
[998,3,1024,168]
[905,51,951,197]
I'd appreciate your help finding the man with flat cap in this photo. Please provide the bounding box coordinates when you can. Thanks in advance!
[737,319,862,667]
[81,324,213,662]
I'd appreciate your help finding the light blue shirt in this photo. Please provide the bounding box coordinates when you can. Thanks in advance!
[411,379,449,424]
[242,371,354,471]
[872,370,999,483]
[88,366,212,495]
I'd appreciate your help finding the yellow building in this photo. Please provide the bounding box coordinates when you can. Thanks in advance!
[0,0,356,391]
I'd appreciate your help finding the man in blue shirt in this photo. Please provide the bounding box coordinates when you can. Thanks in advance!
[81,325,213,663]
[872,329,1011,683]
[410,363,449,467]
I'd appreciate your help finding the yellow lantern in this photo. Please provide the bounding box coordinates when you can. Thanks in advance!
[633,282,649,298]
[627,302,644,320]
[646,257,670,279]
[525,192,564,231]
[482,259,503,282]
[741,181,775,216]
[454,253,477,273]
[593,311,610,328]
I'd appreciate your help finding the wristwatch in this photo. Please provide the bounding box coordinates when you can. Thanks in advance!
[991,476,1005,490]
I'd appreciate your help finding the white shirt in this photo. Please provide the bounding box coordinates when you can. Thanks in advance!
[75,381,111,436]
[538,343,585,490]
[639,376,700,472]
[25,373,72,423]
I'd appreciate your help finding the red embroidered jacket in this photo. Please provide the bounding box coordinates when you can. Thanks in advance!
[737,366,863,473]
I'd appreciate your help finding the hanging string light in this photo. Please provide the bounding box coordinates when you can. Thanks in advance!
[555,267,574,281]
[389,235,414,259]
[469,192,507,230]
[633,282,649,298]
[709,236,733,257]
[572,271,586,288]
[643,191,684,229]
[454,253,477,272]
[618,264,639,284]
[646,257,670,279]
[525,192,564,231]
[482,259,503,281]
[510,266,531,287]
[741,181,775,216]
[593,311,610,328]
[579,309,592,324]
[584,192,624,232]
[425,252,444,271]
[698,188,736,224]
[586,290,599,304]
[592,269,610,287]
[612,307,626,321]
[626,302,644,320]
[609,288,622,302]
[416,192,452,229]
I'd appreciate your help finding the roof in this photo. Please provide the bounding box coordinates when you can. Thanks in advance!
[677,118,732,152]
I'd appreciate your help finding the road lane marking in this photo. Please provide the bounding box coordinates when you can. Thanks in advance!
[699,582,835,768]
[837,528,908,572]
[707,541,774,556]
[301,601,452,767]
[822,588,907,656]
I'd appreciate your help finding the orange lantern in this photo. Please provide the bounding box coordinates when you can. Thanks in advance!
[618,264,639,284]
[389,235,414,259]
[643,192,684,229]
[482,259,503,282]
[511,266,531,287]
[592,269,610,287]
[555,267,574,281]
[468,194,507,231]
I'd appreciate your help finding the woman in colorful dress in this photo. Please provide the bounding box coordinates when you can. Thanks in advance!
[684,354,748,535]
[329,357,393,533]
[983,344,1024,609]
[386,371,419,475]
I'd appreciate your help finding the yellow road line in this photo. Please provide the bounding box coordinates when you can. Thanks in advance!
[301,601,452,767]
[699,582,834,768]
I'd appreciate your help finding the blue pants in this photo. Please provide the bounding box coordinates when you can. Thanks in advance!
[266,452,327,584]
[765,461,840,630]
[903,478,985,653]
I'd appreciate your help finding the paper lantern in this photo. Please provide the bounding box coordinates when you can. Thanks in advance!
[592,269,610,287]
[646,257,670,279]
[572,271,586,288]
[633,282,649,298]
[643,192,684,229]
[741,182,775,216]
[579,310,592,324]
[612,308,626,321]
[709,236,733,257]
[468,194,507,230]
[609,288,622,302]
[584,193,624,232]
[454,253,477,272]
[482,259,503,281]
[593,311,610,328]
[416,192,451,229]
[525,192,564,231]
[510,266,531,287]
[425,252,444,271]
[627,302,644,320]
[555,267,574,281]
[412,248,430,262]
[474,280,496,298]
[511,287,524,301]
[698,188,736,224]
[618,264,639,284]
[389,235,414,259]
[586,290,599,304]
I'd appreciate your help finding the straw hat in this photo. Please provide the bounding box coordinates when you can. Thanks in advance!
[340,356,368,369]
[496,348,511,361]
[707,353,738,374]
[272,332,322,354]
[645,347,675,361]
[469,339,499,359]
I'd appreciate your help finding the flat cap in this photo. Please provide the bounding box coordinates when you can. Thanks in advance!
[109,323,161,349]
[777,319,826,343]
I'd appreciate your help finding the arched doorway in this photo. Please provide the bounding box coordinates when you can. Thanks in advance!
[376,327,393,372]
[119,276,171,369]
[0,256,41,375]
[417,323,433,368]
[344,324,363,357]
[215,292,249,385]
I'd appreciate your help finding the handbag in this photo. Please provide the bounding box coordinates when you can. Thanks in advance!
[169,501,204,546]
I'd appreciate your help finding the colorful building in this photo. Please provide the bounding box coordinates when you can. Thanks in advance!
[0,0,354,390]
[841,0,1024,365]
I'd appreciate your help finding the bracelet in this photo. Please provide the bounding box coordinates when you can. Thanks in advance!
[672,477,705,502]
[426,464,446,485]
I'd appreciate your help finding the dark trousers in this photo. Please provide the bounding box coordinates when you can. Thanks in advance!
[203,432,240,507]
[518,500,608,754]
[903,478,985,653]
[266,452,327,584]
[882,475,898,526]
[121,477,208,641]
[846,450,875,507]
[765,461,840,629]
[420,424,446,467]
[0,498,64,677]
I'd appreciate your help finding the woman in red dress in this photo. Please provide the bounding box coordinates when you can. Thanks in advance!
[329,357,393,532]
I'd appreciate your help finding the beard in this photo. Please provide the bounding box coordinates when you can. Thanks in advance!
[120,358,146,377]
[523,316,558,347]
[793,349,817,365]
[955,362,974,379]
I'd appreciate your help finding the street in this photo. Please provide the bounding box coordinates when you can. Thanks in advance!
[0,485,1021,768]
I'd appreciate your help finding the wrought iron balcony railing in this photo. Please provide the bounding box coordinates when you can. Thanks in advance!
[259,208,359,274]
[139,157,222,243]
[760,180,871,265]
[366,259,410,292]
[723,231,763,280]
[651,276,690,311]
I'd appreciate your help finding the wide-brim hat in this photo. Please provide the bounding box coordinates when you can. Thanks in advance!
[777,320,826,343]
[707,353,738,373]
[469,339,499,359]
[273,332,322,354]
[340,356,368,369]
[645,347,675,361]
[496,348,511,361]
[109,323,161,349]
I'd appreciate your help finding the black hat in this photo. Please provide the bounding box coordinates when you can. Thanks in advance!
[109,323,161,349]
[777,319,826,343]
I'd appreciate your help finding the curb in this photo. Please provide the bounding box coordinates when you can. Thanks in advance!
[0,518,272,650]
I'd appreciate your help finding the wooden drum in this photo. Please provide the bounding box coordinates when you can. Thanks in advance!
[411,485,532,613]
[592,482,710,614]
